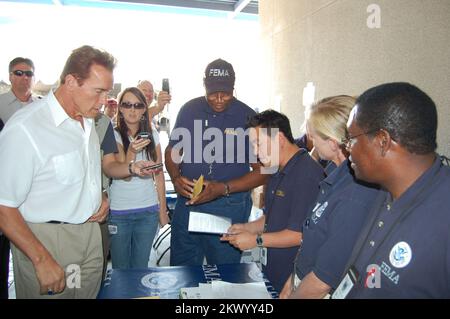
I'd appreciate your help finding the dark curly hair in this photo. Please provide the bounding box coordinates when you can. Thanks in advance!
[355,82,437,155]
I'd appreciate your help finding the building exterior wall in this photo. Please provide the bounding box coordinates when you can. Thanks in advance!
[260,0,450,156]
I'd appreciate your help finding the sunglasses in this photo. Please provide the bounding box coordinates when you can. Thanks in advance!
[120,101,146,109]
[11,70,34,77]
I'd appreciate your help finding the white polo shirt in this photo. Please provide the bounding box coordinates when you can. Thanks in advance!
[0,90,102,224]
[0,90,40,124]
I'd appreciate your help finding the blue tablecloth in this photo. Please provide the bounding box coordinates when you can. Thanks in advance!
[97,262,278,299]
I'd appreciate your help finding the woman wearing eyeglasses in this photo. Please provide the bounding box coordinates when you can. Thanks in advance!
[279,95,380,299]
[108,87,169,269]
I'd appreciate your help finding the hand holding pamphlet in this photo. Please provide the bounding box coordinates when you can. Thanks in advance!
[188,211,231,235]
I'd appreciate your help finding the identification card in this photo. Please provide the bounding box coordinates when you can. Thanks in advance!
[108,225,118,235]
[331,266,359,299]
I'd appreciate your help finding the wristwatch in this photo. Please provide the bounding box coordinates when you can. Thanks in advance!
[224,183,230,197]
[128,160,135,176]
[256,234,264,247]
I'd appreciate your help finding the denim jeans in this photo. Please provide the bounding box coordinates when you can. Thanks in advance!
[170,192,252,266]
[109,209,159,269]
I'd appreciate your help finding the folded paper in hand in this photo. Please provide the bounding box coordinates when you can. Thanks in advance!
[188,211,231,235]
[191,175,204,199]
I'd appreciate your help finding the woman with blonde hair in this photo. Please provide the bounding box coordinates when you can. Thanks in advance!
[280,95,379,298]
[108,87,169,269]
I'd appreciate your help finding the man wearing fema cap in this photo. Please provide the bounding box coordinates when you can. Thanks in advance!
[165,58,267,266]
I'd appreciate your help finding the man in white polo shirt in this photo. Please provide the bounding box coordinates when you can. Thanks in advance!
[0,45,116,298]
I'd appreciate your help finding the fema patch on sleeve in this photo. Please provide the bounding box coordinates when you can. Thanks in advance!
[389,241,412,268]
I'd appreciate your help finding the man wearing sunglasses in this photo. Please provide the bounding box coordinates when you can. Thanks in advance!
[0,57,40,125]
[0,57,39,299]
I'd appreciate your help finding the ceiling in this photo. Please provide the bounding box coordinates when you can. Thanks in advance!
[106,0,259,15]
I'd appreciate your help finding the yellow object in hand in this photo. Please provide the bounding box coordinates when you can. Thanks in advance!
[191,175,204,199]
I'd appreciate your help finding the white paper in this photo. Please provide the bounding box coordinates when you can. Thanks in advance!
[188,211,231,235]
[180,282,272,299]
[180,287,203,299]
[198,283,213,296]
[211,281,272,299]
[180,283,214,299]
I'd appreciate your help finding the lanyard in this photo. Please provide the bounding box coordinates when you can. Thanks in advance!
[205,111,227,178]
[347,163,441,283]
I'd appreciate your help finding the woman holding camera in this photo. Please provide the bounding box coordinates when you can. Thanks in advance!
[108,87,169,269]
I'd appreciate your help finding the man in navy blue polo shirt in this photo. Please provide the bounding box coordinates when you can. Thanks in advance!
[221,110,324,293]
[333,82,450,299]
[165,59,267,266]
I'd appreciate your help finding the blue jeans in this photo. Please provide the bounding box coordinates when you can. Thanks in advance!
[108,208,159,269]
[170,192,252,266]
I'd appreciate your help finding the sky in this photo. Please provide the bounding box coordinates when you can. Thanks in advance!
[0,0,263,119]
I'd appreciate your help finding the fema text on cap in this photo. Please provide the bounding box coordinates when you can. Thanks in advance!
[209,69,230,77]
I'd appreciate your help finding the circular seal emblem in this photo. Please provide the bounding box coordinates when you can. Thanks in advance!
[141,273,178,290]
[389,241,412,268]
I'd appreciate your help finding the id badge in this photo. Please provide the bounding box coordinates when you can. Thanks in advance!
[260,247,268,266]
[108,225,118,235]
[331,266,359,299]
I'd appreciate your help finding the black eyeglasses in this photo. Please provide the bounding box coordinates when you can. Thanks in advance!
[120,102,146,109]
[341,129,379,149]
[11,70,34,77]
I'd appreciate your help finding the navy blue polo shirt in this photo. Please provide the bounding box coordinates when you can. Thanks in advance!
[346,157,450,298]
[169,96,256,182]
[263,149,325,293]
[295,159,379,289]
[101,122,118,155]
[294,134,308,151]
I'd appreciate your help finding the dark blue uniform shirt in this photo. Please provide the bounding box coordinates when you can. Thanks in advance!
[295,159,379,289]
[346,157,450,298]
[169,96,256,182]
[101,122,118,155]
[263,149,325,293]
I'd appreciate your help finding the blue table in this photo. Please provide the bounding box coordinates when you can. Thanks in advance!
[97,262,278,299]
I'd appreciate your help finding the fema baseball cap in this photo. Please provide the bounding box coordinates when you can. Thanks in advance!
[203,58,235,95]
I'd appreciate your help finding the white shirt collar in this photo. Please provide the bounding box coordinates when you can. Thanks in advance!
[47,90,71,127]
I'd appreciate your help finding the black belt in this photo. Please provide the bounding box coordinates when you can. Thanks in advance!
[47,220,71,224]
